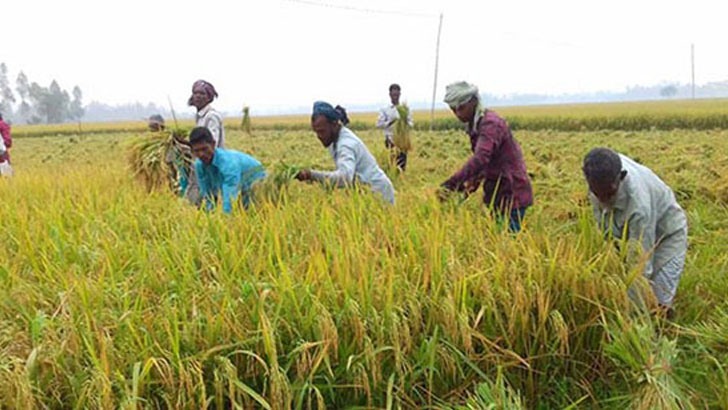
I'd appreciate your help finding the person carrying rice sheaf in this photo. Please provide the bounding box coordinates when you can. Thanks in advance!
[148,114,165,132]
[189,127,265,213]
[583,148,688,319]
[438,81,533,232]
[376,83,413,171]
[146,114,183,191]
[295,101,395,204]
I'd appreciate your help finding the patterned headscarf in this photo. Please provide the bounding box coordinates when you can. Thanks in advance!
[443,81,479,109]
[188,80,218,106]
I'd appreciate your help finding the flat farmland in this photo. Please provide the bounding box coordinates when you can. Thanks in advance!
[2,106,728,408]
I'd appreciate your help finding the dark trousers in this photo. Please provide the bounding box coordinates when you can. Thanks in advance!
[385,138,408,171]
[495,207,528,232]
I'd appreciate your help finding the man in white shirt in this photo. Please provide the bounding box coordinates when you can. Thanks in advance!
[583,148,688,318]
[297,101,395,204]
[376,83,413,171]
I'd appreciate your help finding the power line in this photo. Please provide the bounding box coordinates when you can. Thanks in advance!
[280,0,436,18]
[281,0,442,130]
[691,44,696,99]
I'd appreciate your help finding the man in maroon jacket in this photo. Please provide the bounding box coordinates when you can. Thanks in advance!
[0,113,12,177]
[438,81,533,231]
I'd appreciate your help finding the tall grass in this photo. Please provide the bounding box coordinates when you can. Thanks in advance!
[1,127,727,408]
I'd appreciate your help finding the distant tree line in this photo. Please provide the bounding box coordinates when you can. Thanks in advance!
[82,101,173,123]
[0,62,84,125]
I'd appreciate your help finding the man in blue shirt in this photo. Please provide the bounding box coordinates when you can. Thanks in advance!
[190,127,266,213]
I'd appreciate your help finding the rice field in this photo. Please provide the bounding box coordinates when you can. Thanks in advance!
[2,103,728,408]
[12,98,728,138]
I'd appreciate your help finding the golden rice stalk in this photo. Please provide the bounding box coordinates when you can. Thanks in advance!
[126,128,191,192]
[392,104,412,152]
[251,162,302,205]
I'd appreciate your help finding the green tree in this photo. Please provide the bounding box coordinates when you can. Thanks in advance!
[660,85,678,98]
[15,71,33,124]
[69,86,84,122]
[28,80,71,124]
[0,63,15,119]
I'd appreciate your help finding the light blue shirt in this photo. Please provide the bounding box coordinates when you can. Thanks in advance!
[195,148,265,213]
[590,154,688,278]
[310,127,395,204]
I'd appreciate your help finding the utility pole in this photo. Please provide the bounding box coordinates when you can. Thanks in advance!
[430,12,443,131]
[691,43,695,99]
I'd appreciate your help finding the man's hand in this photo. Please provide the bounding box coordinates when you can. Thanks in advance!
[436,186,453,202]
[295,169,312,181]
[463,180,479,195]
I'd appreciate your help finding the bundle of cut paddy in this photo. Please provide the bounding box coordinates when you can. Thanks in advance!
[127,128,192,192]
[242,106,251,135]
[392,103,412,152]
[252,162,301,205]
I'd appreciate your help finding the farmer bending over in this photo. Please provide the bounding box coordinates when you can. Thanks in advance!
[189,127,265,213]
[296,101,395,204]
[583,148,688,318]
[438,81,533,231]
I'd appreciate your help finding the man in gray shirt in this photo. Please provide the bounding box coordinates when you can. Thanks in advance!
[583,148,688,317]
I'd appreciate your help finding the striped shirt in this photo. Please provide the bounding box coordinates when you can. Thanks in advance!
[195,103,225,148]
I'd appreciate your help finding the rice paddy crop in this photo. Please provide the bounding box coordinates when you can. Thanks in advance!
[1,105,728,408]
[127,128,192,193]
[392,104,413,153]
[11,98,728,138]
[242,106,252,135]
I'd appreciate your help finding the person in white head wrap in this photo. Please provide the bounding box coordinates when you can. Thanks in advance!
[438,81,533,232]
[443,81,481,111]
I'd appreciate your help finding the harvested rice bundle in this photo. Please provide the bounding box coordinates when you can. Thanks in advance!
[392,103,412,152]
[251,162,301,205]
[127,128,191,192]
[242,106,252,135]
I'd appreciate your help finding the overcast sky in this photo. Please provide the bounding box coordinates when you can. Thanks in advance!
[4,0,727,114]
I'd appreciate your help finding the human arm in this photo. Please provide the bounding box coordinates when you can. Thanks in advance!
[376,109,388,129]
[239,163,266,208]
[377,107,399,129]
[441,122,500,191]
[625,211,656,278]
[310,144,356,188]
